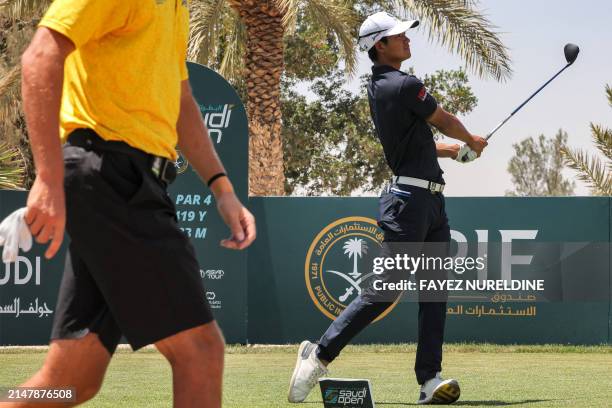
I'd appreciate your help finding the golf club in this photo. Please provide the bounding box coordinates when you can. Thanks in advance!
[462,43,580,162]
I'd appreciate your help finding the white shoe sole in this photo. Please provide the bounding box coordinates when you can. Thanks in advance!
[418,379,461,405]
[288,341,312,403]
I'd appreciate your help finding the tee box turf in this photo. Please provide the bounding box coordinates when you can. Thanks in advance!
[319,378,375,408]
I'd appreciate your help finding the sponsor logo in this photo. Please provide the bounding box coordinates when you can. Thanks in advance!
[305,217,398,321]
[324,388,339,403]
[320,380,373,408]
[0,257,41,286]
[200,269,225,280]
[417,86,427,101]
[450,229,538,280]
[337,387,367,405]
[205,291,222,309]
[199,104,234,143]
[0,297,53,318]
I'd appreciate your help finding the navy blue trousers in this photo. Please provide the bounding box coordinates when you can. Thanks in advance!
[317,185,450,385]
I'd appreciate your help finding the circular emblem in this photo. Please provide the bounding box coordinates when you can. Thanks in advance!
[174,149,189,174]
[305,216,399,321]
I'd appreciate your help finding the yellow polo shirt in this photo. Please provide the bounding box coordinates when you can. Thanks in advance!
[39,0,190,160]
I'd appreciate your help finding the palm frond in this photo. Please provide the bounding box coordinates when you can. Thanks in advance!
[590,123,612,161]
[0,65,20,98]
[0,0,50,20]
[275,0,300,34]
[303,0,358,76]
[561,146,612,196]
[218,14,246,82]
[0,141,25,190]
[0,65,21,123]
[457,0,480,7]
[606,84,612,108]
[399,0,512,81]
[187,0,227,65]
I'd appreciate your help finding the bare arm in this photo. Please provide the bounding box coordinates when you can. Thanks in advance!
[436,143,460,159]
[176,80,255,249]
[176,80,231,193]
[427,106,487,155]
[21,27,74,258]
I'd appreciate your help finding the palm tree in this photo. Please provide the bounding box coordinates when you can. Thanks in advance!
[560,85,612,196]
[189,0,357,195]
[0,43,24,190]
[3,0,512,196]
[189,0,512,196]
[0,141,25,190]
[343,237,368,279]
[0,6,39,188]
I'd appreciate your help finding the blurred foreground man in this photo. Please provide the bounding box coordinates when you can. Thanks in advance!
[13,1,255,407]
[288,11,487,405]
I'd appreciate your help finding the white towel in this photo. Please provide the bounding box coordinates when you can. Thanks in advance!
[0,208,33,263]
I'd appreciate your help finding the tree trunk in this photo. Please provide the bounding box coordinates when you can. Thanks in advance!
[229,0,286,196]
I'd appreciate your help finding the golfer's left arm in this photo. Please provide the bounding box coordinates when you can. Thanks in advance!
[176,80,256,250]
[435,143,461,159]
[427,106,488,156]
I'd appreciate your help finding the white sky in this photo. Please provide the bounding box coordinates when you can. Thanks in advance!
[314,0,612,196]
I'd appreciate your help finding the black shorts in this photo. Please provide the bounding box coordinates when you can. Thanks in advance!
[51,129,214,353]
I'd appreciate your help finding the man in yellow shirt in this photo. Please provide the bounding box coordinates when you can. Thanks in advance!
[14,1,255,407]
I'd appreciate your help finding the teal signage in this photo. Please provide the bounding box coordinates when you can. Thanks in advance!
[0,191,66,345]
[167,62,249,343]
[0,63,250,345]
[1,193,610,346]
[247,197,611,345]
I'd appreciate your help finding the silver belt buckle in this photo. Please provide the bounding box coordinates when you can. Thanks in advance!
[152,156,172,183]
[429,182,443,193]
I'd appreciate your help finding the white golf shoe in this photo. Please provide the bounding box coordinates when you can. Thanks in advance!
[417,372,460,404]
[288,340,329,403]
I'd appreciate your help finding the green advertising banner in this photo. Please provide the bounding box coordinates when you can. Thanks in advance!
[1,193,611,345]
[0,191,66,346]
[247,197,611,345]
[167,62,249,343]
[0,63,249,345]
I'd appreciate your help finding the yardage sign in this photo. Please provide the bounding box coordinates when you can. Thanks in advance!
[167,62,249,342]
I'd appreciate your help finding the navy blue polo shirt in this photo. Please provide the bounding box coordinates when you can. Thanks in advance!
[367,64,444,184]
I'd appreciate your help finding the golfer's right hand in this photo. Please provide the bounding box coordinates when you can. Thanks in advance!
[25,176,65,259]
[468,135,488,157]
[216,192,256,250]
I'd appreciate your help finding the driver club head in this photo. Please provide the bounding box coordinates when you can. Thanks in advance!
[564,43,580,65]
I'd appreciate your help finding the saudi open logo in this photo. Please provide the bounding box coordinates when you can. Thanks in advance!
[305,216,399,321]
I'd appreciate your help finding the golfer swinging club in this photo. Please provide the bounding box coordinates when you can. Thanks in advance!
[11,0,255,407]
[288,12,487,405]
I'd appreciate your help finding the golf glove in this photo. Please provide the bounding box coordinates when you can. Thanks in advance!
[0,207,32,263]
[455,144,478,163]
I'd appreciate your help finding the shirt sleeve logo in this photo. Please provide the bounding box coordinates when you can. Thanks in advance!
[417,86,427,102]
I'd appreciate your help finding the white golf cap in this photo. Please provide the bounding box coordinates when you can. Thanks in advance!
[358,11,419,51]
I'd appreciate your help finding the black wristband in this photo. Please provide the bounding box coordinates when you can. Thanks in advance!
[207,172,227,188]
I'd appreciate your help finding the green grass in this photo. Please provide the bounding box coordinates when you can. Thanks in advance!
[1,344,611,407]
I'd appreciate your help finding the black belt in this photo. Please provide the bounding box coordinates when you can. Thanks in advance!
[66,128,176,185]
